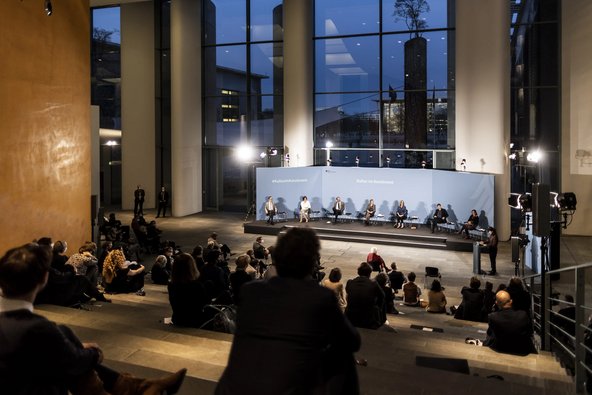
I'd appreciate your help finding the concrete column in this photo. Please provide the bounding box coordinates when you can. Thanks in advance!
[171,0,202,216]
[121,2,155,210]
[561,0,592,236]
[456,0,510,238]
[283,0,314,167]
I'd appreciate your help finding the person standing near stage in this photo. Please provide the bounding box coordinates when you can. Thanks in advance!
[429,203,448,233]
[332,196,345,224]
[482,227,498,275]
[265,196,277,225]
[364,199,376,226]
[156,186,169,218]
[133,185,145,216]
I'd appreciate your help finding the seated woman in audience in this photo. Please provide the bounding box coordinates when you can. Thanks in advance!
[151,255,171,285]
[426,279,447,313]
[375,273,398,316]
[367,247,389,274]
[299,196,311,223]
[51,240,69,272]
[458,209,479,238]
[66,242,99,286]
[403,272,422,307]
[364,199,376,226]
[102,249,146,295]
[168,253,209,327]
[454,276,484,321]
[229,255,253,304]
[321,268,347,312]
[394,200,408,229]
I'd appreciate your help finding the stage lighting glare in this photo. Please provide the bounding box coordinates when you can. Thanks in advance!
[556,192,577,211]
[526,150,542,163]
[236,144,255,162]
[508,153,517,160]
[508,193,521,209]
[259,152,267,159]
[325,141,334,148]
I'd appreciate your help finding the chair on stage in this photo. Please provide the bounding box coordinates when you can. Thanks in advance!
[424,266,442,288]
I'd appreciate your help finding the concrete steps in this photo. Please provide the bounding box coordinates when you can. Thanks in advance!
[34,281,575,395]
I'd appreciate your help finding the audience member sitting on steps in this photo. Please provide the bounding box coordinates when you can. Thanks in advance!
[208,232,232,261]
[66,241,99,286]
[151,255,171,285]
[168,253,209,328]
[426,279,447,313]
[216,227,361,395]
[454,276,484,322]
[375,272,398,316]
[51,240,69,272]
[321,268,347,312]
[0,242,187,395]
[201,248,230,303]
[102,249,146,295]
[366,247,389,274]
[506,276,532,318]
[388,262,406,294]
[191,245,206,273]
[252,236,268,260]
[345,262,385,329]
[482,290,537,355]
[403,272,421,306]
[34,237,110,306]
[229,255,253,304]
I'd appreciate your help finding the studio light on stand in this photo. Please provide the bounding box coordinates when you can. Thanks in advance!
[284,153,290,167]
[386,155,391,168]
[460,158,467,172]
[325,141,333,167]
[355,156,360,167]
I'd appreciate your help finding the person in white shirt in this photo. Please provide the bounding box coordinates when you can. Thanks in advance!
[265,196,277,225]
[300,196,312,223]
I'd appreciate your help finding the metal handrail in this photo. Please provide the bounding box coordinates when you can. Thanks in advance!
[523,261,592,393]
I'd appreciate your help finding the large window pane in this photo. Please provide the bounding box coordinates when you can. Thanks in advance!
[204,0,246,45]
[316,36,379,93]
[251,43,283,95]
[315,93,380,148]
[250,95,283,146]
[315,0,379,37]
[382,0,450,33]
[204,45,248,96]
[205,96,248,146]
[250,0,283,42]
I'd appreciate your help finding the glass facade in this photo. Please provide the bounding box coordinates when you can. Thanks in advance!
[203,0,284,210]
[91,6,122,205]
[314,0,456,168]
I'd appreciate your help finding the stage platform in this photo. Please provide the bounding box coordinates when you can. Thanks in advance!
[244,219,477,252]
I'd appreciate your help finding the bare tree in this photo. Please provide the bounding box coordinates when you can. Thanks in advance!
[393,0,430,38]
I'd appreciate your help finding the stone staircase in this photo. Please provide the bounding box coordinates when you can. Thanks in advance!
[35,283,574,395]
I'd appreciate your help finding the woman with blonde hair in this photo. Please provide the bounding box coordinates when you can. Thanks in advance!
[102,248,145,295]
[394,200,408,229]
[321,268,347,311]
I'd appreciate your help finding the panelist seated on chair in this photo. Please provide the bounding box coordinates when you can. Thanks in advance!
[264,196,277,225]
[394,200,408,229]
[332,196,345,224]
[363,199,376,226]
[458,209,479,238]
[429,203,449,233]
[299,196,311,223]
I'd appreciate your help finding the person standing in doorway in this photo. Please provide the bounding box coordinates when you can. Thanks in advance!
[156,186,169,218]
[134,185,145,216]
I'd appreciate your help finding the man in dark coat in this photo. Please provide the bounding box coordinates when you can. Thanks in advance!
[134,184,145,216]
[430,203,449,233]
[345,262,385,329]
[484,290,536,355]
[216,228,361,395]
[156,186,170,218]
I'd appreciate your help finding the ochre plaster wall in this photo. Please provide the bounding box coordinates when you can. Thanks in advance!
[0,1,91,253]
